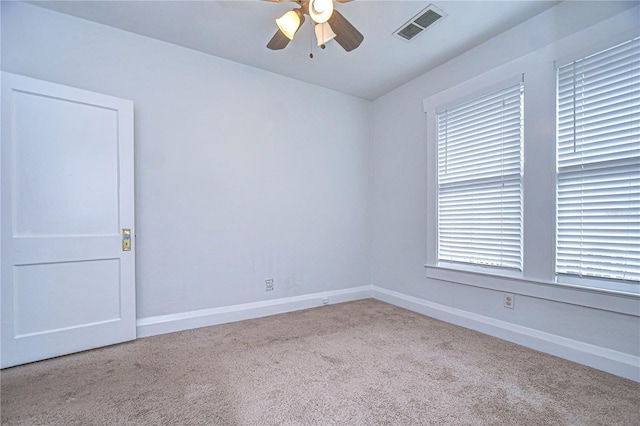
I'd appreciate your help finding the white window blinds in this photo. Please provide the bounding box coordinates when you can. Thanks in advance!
[556,38,640,284]
[437,83,524,271]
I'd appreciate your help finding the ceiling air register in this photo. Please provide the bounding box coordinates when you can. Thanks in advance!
[394,4,446,41]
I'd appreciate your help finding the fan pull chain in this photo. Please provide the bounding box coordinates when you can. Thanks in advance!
[309,20,314,59]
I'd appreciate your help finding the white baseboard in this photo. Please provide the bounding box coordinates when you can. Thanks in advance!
[371,286,640,382]
[136,286,373,338]
[137,284,638,382]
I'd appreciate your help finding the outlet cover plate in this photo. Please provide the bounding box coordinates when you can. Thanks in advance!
[504,293,514,309]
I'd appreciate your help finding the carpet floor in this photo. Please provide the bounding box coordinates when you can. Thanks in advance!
[1,299,639,425]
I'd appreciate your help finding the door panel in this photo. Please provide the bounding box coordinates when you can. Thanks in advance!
[1,72,135,368]
[14,259,121,337]
[13,90,120,236]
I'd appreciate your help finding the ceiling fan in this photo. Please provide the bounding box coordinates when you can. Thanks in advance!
[265,0,364,53]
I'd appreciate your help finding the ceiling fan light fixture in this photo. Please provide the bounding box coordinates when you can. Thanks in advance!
[309,0,334,24]
[315,22,336,47]
[276,9,305,40]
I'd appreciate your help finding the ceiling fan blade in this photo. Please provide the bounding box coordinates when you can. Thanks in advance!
[262,0,351,3]
[327,10,363,52]
[267,29,291,50]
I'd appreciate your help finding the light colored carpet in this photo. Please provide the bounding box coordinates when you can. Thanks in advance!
[1,299,639,425]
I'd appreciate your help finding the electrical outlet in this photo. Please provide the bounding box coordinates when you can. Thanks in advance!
[265,279,274,292]
[504,293,514,309]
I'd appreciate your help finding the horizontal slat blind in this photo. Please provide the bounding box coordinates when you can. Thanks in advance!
[556,37,640,283]
[437,83,524,270]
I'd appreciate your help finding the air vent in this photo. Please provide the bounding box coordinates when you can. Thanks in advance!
[394,4,446,41]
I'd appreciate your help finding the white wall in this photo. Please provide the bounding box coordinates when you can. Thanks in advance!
[1,2,372,319]
[371,0,640,367]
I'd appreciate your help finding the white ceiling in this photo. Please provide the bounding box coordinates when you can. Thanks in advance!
[25,1,620,100]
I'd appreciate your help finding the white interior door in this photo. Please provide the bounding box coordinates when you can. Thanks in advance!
[1,72,135,368]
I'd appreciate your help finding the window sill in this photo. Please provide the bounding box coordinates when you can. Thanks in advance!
[436,261,523,280]
[557,274,640,295]
[425,264,640,316]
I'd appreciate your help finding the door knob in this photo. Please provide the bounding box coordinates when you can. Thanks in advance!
[122,229,131,251]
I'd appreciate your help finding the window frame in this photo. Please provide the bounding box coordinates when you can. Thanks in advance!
[423,31,640,313]
[554,37,640,293]
[435,81,525,273]
[426,75,526,279]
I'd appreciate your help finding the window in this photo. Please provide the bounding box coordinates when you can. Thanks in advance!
[437,83,524,271]
[556,38,640,288]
